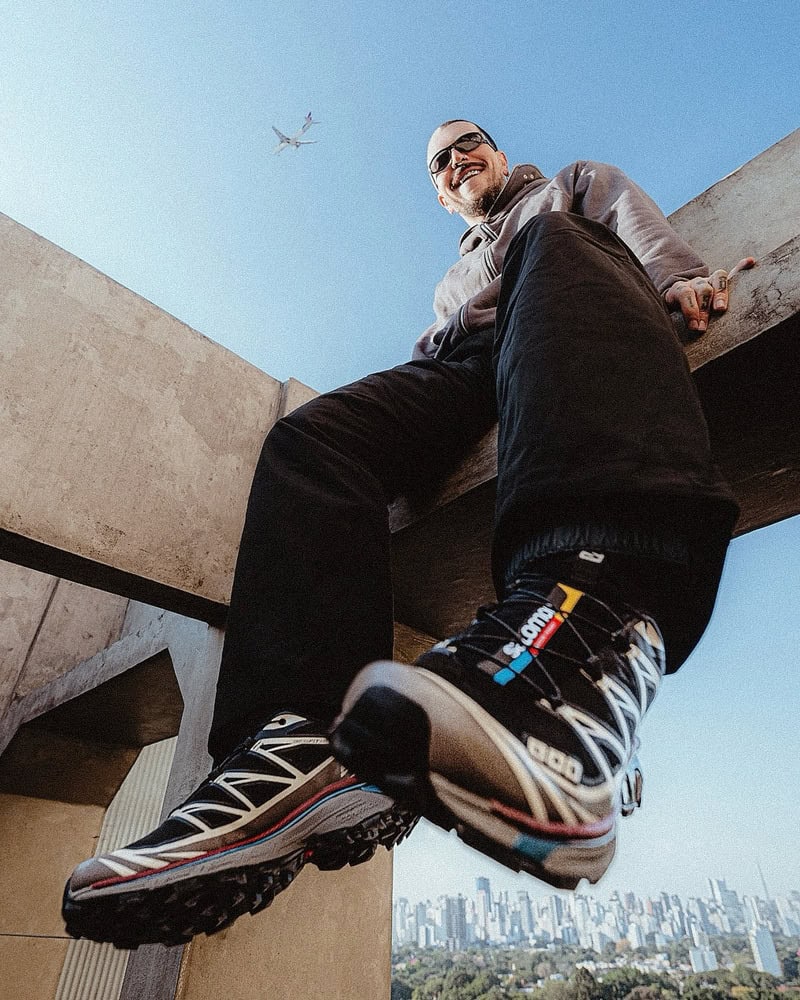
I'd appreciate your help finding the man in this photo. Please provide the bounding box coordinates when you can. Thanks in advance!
[62,120,752,947]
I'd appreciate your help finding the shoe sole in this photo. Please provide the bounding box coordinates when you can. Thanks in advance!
[63,783,416,949]
[330,663,620,891]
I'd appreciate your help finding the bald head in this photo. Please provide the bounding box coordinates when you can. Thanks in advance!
[426,120,485,166]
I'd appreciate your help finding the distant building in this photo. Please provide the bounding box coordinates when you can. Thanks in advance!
[708,878,746,933]
[475,878,491,942]
[628,923,646,949]
[417,923,435,948]
[443,894,468,950]
[689,946,718,973]
[749,926,781,977]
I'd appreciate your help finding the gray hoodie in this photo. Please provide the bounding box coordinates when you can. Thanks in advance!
[428,161,708,356]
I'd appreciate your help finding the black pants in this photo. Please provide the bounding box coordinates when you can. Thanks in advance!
[208,213,737,761]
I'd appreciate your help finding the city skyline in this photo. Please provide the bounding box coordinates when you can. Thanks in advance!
[392,871,800,960]
[394,873,800,918]
[394,858,800,912]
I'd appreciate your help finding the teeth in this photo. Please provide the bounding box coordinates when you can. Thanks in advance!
[453,168,480,189]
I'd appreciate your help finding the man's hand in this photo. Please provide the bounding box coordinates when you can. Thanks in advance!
[664,257,755,333]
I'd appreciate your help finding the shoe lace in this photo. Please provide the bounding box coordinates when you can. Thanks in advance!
[206,714,317,782]
[444,574,630,704]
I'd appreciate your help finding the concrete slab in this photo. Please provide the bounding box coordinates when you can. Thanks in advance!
[174,855,393,1000]
[0,935,72,1000]
[0,210,289,620]
[14,575,127,699]
[0,792,104,936]
[669,127,800,265]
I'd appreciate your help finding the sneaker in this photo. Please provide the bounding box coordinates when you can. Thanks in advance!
[63,712,417,948]
[330,570,664,891]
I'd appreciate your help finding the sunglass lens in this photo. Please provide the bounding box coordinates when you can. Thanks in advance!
[431,135,484,175]
[431,150,450,173]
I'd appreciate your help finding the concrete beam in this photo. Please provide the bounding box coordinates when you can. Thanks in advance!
[0,211,316,620]
[668,127,800,266]
[0,603,175,758]
[0,558,129,736]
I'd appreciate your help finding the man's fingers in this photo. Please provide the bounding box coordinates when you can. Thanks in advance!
[729,256,756,278]
[711,257,755,310]
[709,269,729,311]
[666,256,755,333]
[690,276,714,330]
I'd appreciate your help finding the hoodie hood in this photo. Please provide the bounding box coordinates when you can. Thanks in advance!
[458,164,548,255]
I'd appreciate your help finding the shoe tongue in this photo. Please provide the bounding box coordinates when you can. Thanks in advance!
[497,576,565,623]
[420,577,589,687]
[486,577,590,647]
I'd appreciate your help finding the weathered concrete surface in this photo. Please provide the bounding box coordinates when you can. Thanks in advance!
[173,855,394,1000]
[0,598,176,759]
[0,558,133,787]
[0,211,290,620]
[0,935,72,1000]
[14,577,127,699]
[668,128,800,266]
[0,562,57,722]
[0,792,105,936]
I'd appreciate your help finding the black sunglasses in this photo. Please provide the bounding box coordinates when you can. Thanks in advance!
[428,131,497,176]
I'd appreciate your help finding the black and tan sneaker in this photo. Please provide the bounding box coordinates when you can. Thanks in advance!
[330,567,664,891]
[63,712,416,948]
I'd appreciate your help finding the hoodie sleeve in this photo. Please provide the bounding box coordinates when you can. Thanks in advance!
[570,161,709,293]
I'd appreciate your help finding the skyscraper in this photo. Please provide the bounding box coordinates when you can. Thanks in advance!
[475,877,491,942]
[749,926,781,977]
[444,894,468,950]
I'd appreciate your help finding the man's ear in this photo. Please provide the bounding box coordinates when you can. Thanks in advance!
[437,192,455,215]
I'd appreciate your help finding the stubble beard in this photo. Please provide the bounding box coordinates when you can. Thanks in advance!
[455,176,506,221]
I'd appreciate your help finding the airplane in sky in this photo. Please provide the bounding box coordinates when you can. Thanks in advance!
[272,112,319,154]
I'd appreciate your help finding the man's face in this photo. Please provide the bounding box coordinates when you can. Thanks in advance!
[427,120,509,223]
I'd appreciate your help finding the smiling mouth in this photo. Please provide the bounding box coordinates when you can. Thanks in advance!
[451,166,483,190]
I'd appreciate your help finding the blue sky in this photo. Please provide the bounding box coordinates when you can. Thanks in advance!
[1,1,797,904]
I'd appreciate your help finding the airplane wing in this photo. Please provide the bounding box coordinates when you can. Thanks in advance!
[272,125,290,154]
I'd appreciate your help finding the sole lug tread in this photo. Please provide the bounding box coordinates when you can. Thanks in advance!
[63,803,416,949]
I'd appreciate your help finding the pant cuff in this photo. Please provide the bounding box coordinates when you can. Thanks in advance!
[503,522,690,592]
